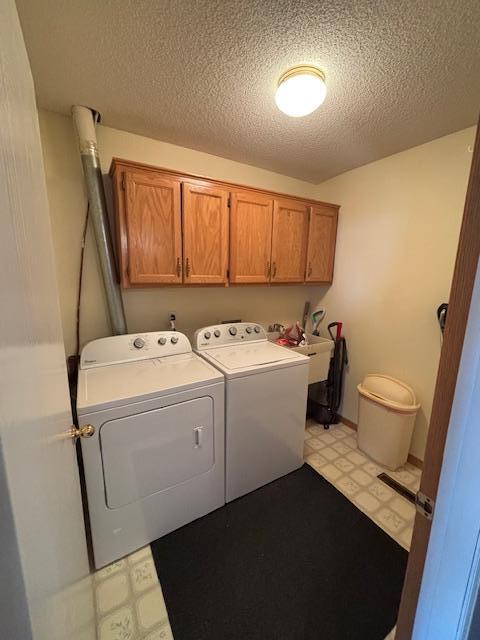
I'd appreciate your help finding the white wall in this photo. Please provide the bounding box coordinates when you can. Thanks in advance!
[314,127,475,460]
[39,109,322,356]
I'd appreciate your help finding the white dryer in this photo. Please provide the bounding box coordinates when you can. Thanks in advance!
[194,323,309,502]
[77,331,225,568]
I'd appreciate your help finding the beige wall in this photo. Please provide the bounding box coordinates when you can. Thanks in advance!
[39,108,474,461]
[314,127,475,460]
[38,109,320,356]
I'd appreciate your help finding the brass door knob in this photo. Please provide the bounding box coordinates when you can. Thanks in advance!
[71,424,95,441]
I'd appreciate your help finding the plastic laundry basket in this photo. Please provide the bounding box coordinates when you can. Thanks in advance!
[357,374,420,470]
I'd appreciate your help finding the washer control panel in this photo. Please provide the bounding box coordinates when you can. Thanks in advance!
[80,331,191,368]
[194,323,266,350]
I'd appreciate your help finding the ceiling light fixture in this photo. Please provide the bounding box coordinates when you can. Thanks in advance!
[275,65,327,118]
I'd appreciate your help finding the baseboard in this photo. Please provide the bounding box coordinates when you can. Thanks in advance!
[338,414,424,470]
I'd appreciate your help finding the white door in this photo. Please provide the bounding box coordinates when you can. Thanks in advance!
[0,2,95,639]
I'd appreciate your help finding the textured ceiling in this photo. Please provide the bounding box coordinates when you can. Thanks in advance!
[16,0,480,183]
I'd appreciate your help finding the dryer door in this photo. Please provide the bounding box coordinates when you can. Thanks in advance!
[100,396,214,509]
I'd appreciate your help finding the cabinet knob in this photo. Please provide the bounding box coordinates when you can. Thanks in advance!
[185,258,191,277]
[308,262,312,277]
[272,262,277,278]
[176,257,181,277]
[266,261,271,278]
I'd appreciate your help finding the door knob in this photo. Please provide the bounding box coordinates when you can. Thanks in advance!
[70,424,95,441]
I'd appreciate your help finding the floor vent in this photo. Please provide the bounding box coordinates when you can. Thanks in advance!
[377,472,416,504]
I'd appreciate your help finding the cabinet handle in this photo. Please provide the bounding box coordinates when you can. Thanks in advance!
[272,262,277,278]
[186,258,191,278]
[307,262,312,277]
[176,257,181,277]
[266,261,271,278]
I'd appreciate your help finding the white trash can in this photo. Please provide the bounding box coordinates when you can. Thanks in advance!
[357,374,420,470]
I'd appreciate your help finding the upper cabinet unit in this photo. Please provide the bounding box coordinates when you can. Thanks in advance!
[305,205,338,283]
[123,170,182,285]
[271,198,309,283]
[182,182,229,284]
[229,191,273,284]
[110,159,339,288]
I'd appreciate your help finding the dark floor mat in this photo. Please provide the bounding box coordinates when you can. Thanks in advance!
[152,464,407,640]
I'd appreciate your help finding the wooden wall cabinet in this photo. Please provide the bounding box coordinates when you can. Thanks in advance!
[110,159,339,288]
[271,198,309,283]
[229,191,273,284]
[124,170,182,285]
[305,205,338,283]
[183,182,229,284]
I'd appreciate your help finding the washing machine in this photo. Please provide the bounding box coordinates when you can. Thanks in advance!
[77,331,225,568]
[194,323,309,502]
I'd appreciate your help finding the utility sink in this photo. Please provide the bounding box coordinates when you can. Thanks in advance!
[267,332,334,384]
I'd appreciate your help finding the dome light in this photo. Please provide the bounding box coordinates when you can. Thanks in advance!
[275,66,327,118]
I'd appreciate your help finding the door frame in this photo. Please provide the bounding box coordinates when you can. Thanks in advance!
[396,120,480,638]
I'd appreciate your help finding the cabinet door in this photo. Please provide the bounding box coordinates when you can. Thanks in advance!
[271,198,309,282]
[230,191,274,283]
[305,205,338,283]
[182,182,229,284]
[125,171,182,284]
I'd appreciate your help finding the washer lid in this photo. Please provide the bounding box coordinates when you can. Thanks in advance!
[77,352,223,414]
[203,341,308,376]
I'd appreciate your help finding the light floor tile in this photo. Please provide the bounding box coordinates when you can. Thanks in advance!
[330,428,347,439]
[350,469,372,487]
[304,443,315,457]
[317,433,337,445]
[343,436,358,449]
[363,461,384,476]
[131,558,158,593]
[127,546,152,565]
[369,482,395,502]
[95,560,127,582]
[321,464,343,482]
[307,425,325,437]
[346,450,368,466]
[336,476,361,496]
[98,606,135,640]
[390,496,416,520]
[377,508,406,534]
[94,545,173,640]
[332,441,351,455]
[136,586,169,631]
[354,491,381,514]
[305,422,421,550]
[96,572,129,614]
[144,625,175,640]
[333,457,355,473]
[306,452,328,469]
[400,526,414,548]
[321,446,340,461]
[389,469,417,486]
[305,437,324,451]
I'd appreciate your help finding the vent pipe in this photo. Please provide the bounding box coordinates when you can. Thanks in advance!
[72,105,127,335]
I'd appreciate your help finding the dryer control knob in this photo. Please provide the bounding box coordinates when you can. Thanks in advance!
[246,326,252,334]
[229,326,237,336]
[133,337,145,349]
[171,335,179,344]
[204,331,211,339]
[214,329,221,338]
[158,337,167,345]
[254,326,261,333]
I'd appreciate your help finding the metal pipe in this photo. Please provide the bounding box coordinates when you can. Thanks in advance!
[71,105,127,335]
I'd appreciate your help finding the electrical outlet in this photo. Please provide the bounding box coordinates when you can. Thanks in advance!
[169,312,176,322]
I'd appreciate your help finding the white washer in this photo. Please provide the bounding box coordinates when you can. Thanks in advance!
[194,323,309,502]
[77,331,225,568]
